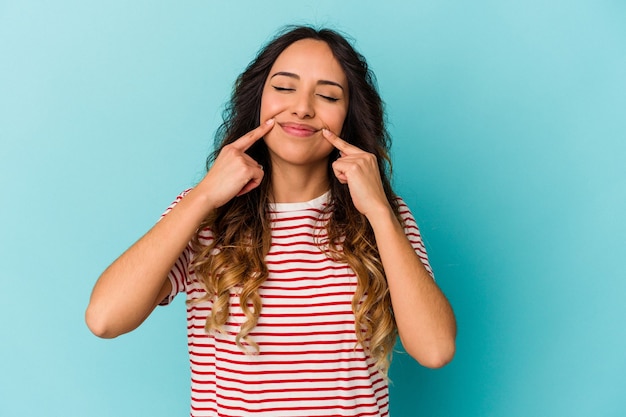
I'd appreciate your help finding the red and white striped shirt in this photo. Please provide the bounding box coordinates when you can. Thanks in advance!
[161,191,432,417]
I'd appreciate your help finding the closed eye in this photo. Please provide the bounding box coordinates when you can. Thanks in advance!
[272,85,340,102]
[317,94,340,102]
[272,86,294,92]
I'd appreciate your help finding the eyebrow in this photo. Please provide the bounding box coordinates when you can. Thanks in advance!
[270,71,345,91]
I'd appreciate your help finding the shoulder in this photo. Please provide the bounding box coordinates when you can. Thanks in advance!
[393,196,418,223]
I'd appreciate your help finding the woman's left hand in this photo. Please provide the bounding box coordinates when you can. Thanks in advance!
[322,128,392,219]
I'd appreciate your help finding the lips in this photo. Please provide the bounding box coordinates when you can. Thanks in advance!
[278,122,320,138]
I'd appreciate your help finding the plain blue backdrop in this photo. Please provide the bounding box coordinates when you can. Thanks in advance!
[1,1,625,416]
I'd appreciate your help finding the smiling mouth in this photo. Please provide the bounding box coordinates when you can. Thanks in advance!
[279,123,320,137]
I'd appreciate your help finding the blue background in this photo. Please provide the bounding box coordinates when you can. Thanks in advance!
[1,1,625,416]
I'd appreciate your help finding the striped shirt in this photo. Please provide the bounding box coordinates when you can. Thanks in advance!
[161,191,433,417]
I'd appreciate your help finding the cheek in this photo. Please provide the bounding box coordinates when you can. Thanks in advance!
[260,92,284,120]
[323,109,348,134]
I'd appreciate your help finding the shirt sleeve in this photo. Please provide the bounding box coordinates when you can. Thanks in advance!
[158,189,194,306]
[396,197,435,279]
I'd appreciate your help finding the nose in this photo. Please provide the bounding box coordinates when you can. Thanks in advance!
[291,91,315,119]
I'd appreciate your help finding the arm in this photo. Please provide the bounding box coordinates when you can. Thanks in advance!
[322,129,456,368]
[85,119,275,338]
[85,188,216,338]
[367,207,456,368]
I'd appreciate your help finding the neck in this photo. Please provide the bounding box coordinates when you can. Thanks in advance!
[269,160,330,203]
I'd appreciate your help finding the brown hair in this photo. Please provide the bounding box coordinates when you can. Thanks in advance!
[191,25,402,375]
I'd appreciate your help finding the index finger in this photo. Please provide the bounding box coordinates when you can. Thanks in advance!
[322,128,362,155]
[231,118,275,151]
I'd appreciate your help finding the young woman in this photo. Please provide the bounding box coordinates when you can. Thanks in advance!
[86,26,456,417]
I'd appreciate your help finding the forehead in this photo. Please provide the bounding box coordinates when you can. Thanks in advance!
[269,39,347,85]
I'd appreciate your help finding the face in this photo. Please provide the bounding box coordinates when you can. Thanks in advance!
[260,39,349,168]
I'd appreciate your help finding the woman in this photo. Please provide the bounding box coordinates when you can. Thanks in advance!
[86,25,456,417]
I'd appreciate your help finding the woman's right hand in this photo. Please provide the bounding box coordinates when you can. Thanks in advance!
[85,119,275,339]
[196,118,275,209]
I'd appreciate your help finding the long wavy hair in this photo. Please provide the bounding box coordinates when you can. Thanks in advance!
[191,25,403,375]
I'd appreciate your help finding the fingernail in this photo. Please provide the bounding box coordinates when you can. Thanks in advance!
[322,128,330,136]
[265,118,274,125]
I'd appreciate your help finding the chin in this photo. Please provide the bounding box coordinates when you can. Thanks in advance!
[264,134,334,167]
[270,151,333,167]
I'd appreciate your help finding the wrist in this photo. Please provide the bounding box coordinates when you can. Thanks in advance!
[180,187,218,219]
[365,203,399,230]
